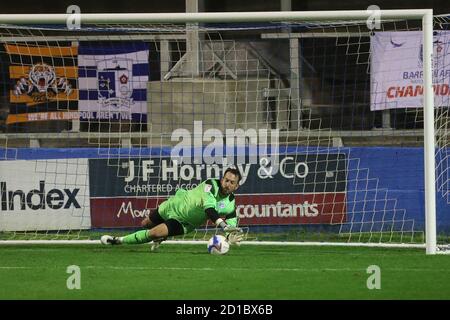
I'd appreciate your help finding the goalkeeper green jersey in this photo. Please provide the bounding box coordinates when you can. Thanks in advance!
[158,179,237,234]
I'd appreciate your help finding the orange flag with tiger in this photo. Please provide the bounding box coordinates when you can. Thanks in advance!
[6,43,78,125]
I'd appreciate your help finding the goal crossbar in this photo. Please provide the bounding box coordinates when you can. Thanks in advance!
[0,10,432,24]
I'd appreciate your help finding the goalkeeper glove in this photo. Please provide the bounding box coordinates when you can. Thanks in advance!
[215,218,242,233]
[226,231,244,246]
[223,225,243,233]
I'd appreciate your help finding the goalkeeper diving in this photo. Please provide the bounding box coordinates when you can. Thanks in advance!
[101,167,244,249]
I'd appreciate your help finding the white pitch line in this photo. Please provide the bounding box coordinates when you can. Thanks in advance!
[0,240,428,249]
[0,266,364,272]
[1,266,450,273]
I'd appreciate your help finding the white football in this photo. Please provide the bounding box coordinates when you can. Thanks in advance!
[207,235,230,255]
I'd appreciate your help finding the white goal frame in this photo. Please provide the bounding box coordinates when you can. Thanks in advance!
[0,10,438,254]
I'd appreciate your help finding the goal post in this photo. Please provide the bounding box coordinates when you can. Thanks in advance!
[0,9,447,255]
[421,11,437,254]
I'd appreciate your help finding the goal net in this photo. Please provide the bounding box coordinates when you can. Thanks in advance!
[0,11,448,254]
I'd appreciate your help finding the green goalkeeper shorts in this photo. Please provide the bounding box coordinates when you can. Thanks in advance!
[158,192,196,235]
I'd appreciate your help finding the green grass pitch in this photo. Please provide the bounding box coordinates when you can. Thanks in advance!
[1,243,449,300]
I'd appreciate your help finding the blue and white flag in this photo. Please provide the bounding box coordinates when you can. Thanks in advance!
[78,43,149,123]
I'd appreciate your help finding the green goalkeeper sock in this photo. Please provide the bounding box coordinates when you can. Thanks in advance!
[120,230,152,244]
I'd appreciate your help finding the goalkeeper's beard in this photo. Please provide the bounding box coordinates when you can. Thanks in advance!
[219,183,231,196]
